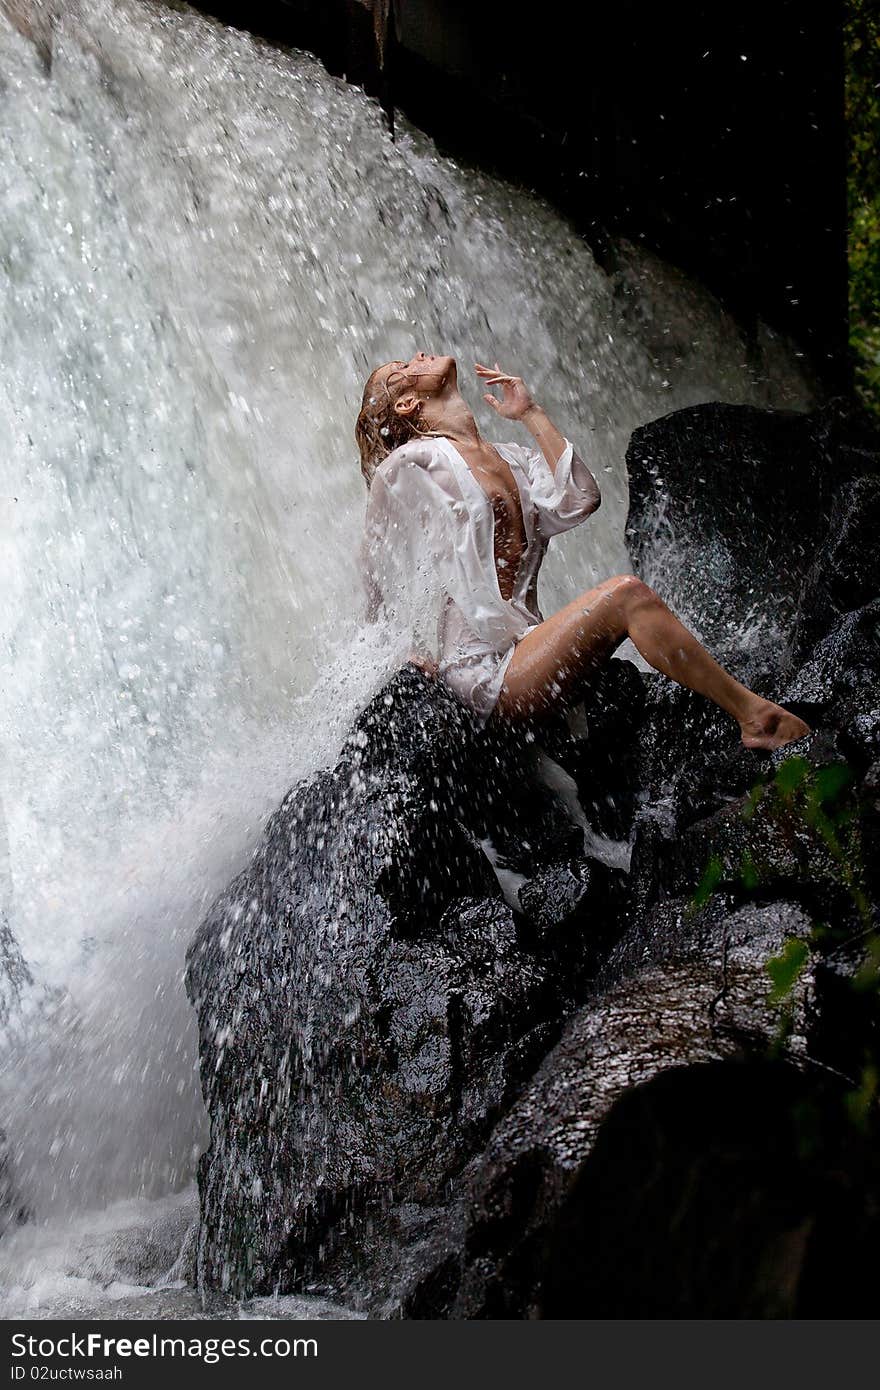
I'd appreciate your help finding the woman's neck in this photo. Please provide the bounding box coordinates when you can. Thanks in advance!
[421,388,482,448]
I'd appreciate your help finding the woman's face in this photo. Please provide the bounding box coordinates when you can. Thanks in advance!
[382,351,455,397]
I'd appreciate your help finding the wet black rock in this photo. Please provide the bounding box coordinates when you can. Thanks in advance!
[789,476,880,659]
[517,860,593,935]
[186,667,608,1297]
[784,599,880,714]
[539,1059,880,1318]
[624,398,876,684]
[630,733,863,931]
[190,399,880,1315]
[401,896,822,1317]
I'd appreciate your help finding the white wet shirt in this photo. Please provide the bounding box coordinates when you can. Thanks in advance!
[363,434,599,723]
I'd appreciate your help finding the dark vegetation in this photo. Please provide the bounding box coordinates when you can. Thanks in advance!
[847,0,880,413]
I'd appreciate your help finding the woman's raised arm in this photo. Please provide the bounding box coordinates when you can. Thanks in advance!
[475,362,599,493]
[476,361,601,526]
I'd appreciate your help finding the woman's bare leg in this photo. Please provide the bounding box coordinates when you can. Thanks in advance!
[496,575,810,751]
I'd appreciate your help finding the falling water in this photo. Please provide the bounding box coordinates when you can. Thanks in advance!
[0,0,814,1314]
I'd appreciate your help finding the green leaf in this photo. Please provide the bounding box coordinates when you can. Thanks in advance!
[739,850,760,890]
[774,756,810,796]
[854,938,880,991]
[765,936,810,1005]
[813,762,854,805]
[742,781,766,822]
[692,854,724,909]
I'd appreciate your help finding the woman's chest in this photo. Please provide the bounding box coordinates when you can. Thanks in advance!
[467,465,529,597]
[439,439,539,593]
[454,448,526,531]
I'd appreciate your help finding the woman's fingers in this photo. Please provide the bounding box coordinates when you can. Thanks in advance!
[478,370,517,385]
[475,361,525,415]
[475,361,516,379]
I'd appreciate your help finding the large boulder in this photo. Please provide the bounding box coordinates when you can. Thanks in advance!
[788,476,880,660]
[186,667,612,1297]
[624,397,877,684]
[188,398,880,1315]
[538,1058,880,1318]
[393,893,840,1318]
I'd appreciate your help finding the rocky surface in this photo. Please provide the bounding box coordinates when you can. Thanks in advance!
[188,397,880,1316]
[625,398,879,683]
[186,670,601,1297]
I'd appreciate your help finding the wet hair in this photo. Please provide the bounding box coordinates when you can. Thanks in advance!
[355,364,426,488]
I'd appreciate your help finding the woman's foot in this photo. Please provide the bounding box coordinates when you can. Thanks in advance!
[739,699,811,751]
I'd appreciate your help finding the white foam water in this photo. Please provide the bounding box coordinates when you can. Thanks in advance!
[0,0,814,1314]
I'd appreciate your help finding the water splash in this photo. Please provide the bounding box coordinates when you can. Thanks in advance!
[0,0,814,1250]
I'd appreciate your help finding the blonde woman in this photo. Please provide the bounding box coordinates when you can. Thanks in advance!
[358,352,809,750]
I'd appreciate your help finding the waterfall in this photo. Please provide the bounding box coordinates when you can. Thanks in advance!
[0,0,813,1296]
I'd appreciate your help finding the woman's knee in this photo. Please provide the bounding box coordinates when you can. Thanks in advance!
[609,574,660,613]
[588,574,659,616]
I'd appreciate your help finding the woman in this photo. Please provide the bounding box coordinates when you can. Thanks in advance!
[357,352,810,751]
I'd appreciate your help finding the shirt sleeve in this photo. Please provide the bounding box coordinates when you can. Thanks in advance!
[362,440,458,646]
[506,438,600,540]
[364,442,448,592]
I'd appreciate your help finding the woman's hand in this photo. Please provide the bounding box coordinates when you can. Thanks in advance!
[477,362,577,482]
[475,362,536,421]
[409,651,439,678]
